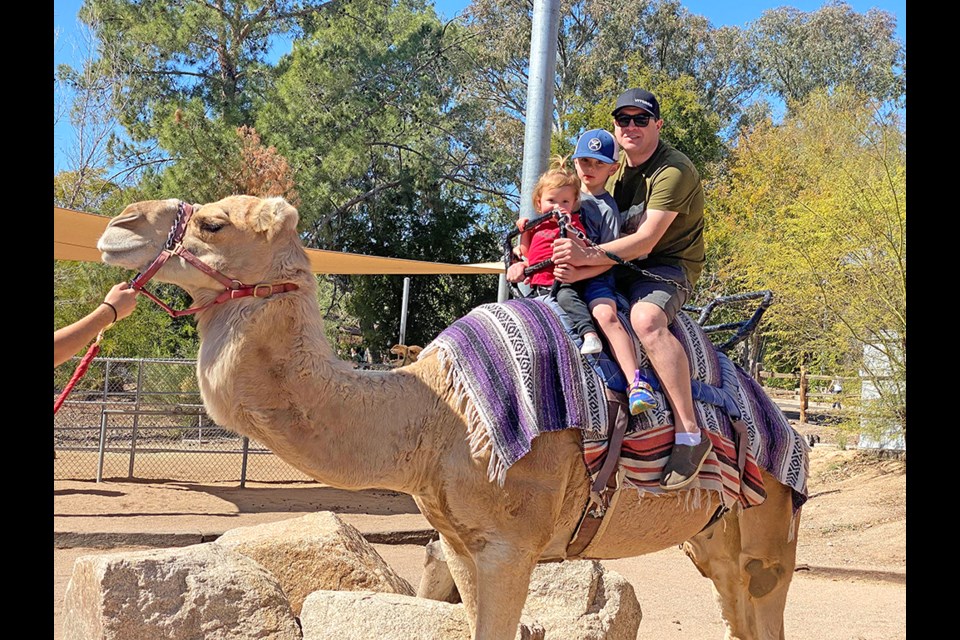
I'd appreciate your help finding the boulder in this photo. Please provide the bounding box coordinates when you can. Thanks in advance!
[524,560,642,640]
[215,511,414,615]
[62,544,300,640]
[299,590,544,640]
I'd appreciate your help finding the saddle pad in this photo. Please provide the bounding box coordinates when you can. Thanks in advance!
[421,298,608,485]
[583,423,767,511]
[425,296,809,515]
[581,307,809,514]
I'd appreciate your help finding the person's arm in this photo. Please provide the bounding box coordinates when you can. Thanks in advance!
[506,260,529,283]
[54,283,138,367]
[553,208,677,269]
[552,260,610,283]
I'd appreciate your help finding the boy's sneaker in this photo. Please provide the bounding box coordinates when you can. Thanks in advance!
[627,378,657,415]
[580,333,603,355]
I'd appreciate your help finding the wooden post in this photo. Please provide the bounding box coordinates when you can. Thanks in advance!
[799,365,808,424]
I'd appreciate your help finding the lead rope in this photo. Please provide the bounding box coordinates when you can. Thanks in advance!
[53,326,110,415]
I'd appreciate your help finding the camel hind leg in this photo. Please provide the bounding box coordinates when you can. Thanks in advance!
[682,469,799,640]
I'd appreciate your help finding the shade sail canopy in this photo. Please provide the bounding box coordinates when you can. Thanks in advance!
[54,207,504,275]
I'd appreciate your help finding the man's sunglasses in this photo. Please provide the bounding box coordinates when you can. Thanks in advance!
[614,114,653,128]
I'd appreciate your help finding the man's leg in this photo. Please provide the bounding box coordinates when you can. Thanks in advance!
[630,302,699,435]
[628,297,712,490]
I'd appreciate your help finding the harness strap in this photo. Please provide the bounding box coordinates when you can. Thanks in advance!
[130,200,300,318]
[566,388,630,558]
[696,504,731,536]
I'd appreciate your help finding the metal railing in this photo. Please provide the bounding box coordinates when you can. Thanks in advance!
[53,357,314,486]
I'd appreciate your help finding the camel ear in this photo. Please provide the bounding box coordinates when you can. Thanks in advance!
[249,197,299,241]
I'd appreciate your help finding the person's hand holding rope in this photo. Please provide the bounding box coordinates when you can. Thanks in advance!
[54,282,139,368]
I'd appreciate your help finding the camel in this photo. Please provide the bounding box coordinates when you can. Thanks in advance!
[97,195,802,640]
[390,343,423,367]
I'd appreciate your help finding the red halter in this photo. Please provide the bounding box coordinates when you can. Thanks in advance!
[129,201,299,317]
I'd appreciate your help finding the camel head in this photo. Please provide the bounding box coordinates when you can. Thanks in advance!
[98,195,307,299]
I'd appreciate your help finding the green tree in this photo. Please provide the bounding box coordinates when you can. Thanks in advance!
[258,0,515,244]
[336,165,501,353]
[710,87,905,438]
[255,0,505,349]
[78,0,326,138]
[747,1,905,108]
[464,0,748,154]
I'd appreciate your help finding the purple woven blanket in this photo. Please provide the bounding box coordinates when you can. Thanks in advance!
[420,298,608,484]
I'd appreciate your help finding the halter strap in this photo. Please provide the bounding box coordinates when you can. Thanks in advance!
[129,201,299,317]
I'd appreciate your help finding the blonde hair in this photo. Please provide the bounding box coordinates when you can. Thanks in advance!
[531,155,581,212]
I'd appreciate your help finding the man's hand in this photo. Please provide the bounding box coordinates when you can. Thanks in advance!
[506,261,528,284]
[552,234,591,267]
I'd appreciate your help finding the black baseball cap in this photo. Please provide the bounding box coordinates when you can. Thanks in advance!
[612,88,660,119]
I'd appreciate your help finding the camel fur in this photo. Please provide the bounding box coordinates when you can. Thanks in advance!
[98,196,801,640]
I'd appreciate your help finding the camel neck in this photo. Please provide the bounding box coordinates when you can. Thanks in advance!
[193,288,436,494]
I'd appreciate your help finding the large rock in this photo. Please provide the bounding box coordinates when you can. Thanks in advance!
[215,511,414,614]
[62,544,300,640]
[299,591,544,640]
[524,560,642,640]
[416,539,461,603]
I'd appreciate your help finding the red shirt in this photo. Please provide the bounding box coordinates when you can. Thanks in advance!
[525,212,588,286]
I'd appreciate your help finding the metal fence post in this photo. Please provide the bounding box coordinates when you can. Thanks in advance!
[799,365,808,424]
[240,436,250,488]
[128,359,145,479]
[96,411,108,483]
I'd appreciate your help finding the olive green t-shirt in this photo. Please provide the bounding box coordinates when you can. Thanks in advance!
[606,140,705,286]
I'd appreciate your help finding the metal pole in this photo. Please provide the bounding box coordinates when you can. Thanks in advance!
[519,0,562,220]
[96,411,108,483]
[128,359,144,479]
[399,276,411,346]
[497,273,509,302]
[240,436,250,488]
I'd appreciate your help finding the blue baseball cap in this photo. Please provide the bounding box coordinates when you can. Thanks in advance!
[572,129,619,164]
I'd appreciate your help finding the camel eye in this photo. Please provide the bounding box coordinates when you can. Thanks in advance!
[198,219,226,233]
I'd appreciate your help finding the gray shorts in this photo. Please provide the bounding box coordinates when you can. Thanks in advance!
[615,263,690,322]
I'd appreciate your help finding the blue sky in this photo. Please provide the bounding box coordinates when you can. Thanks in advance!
[54,0,905,173]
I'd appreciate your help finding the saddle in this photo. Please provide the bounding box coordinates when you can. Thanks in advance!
[421,295,809,559]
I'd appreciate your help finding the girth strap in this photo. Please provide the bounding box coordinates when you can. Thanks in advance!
[566,388,630,558]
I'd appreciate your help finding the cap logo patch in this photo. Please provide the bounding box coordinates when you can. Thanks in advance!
[588,138,602,151]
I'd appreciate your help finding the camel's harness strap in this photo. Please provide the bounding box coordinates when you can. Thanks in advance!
[129,201,300,318]
[565,387,631,558]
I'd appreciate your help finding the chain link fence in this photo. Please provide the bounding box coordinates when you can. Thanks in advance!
[53,357,324,485]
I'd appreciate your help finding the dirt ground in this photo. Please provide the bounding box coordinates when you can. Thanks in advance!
[53,424,906,640]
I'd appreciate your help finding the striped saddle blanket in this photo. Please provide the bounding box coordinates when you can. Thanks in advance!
[422,297,809,514]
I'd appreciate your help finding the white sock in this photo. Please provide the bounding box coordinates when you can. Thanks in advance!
[675,431,701,446]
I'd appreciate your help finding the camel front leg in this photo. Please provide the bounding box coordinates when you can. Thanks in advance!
[472,540,539,640]
[683,470,799,640]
